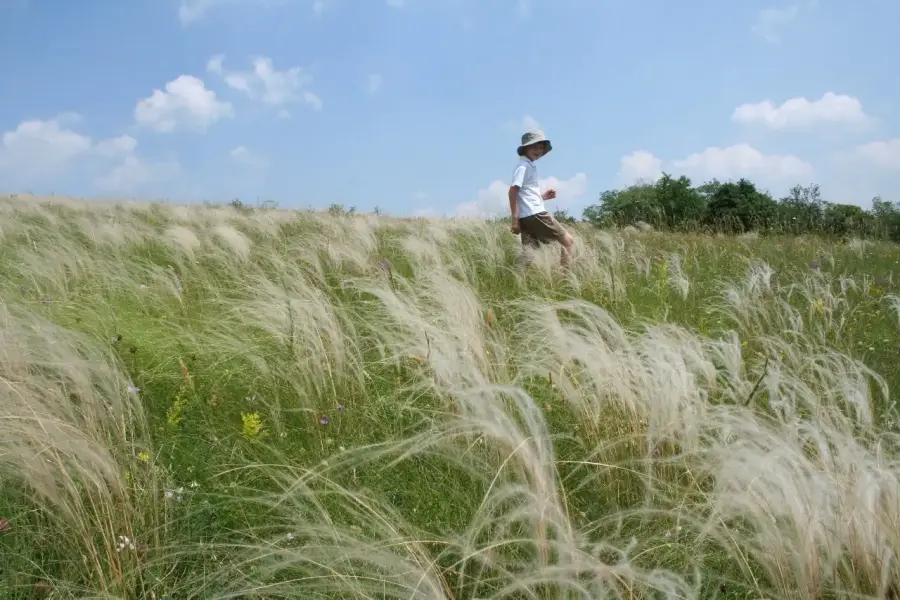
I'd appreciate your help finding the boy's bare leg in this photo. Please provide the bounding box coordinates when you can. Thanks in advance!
[559,232,574,268]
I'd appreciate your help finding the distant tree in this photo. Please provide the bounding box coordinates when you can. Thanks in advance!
[552,208,578,224]
[585,182,660,227]
[704,178,776,232]
[581,203,606,228]
[823,203,870,237]
[579,173,898,242]
[870,196,900,242]
[696,179,723,200]
[777,184,824,234]
[654,173,705,229]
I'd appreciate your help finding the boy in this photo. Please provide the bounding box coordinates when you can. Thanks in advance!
[508,130,574,268]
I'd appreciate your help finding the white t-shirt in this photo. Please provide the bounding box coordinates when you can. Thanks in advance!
[511,158,545,218]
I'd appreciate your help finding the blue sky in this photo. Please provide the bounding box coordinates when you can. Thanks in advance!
[1,0,898,216]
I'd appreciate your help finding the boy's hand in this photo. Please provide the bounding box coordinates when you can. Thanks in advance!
[542,189,557,201]
[510,219,521,235]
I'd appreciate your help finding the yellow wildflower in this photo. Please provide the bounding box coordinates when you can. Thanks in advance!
[241,412,264,440]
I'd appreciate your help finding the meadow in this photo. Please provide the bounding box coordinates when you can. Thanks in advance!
[1,193,899,599]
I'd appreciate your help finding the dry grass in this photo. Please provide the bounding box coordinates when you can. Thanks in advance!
[0,193,899,599]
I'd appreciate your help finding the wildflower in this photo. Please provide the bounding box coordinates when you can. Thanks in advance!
[812,298,825,314]
[127,383,141,395]
[0,519,9,532]
[137,451,150,463]
[320,416,329,425]
[165,487,184,502]
[241,412,264,439]
[664,526,683,538]
[116,535,136,552]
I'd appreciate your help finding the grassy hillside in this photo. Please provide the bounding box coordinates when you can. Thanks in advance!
[1,194,899,599]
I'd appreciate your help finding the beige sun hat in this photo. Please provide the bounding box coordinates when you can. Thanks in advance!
[517,130,553,156]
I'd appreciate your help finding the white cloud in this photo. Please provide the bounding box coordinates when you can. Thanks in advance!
[457,172,588,218]
[671,143,814,184]
[135,75,234,132]
[208,55,322,110]
[367,73,384,95]
[752,6,799,43]
[522,115,541,131]
[178,0,275,24]
[96,155,181,194]
[502,115,542,134]
[94,135,138,157]
[179,0,222,24]
[616,144,813,189]
[0,116,135,181]
[0,114,176,194]
[206,54,225,75]
[0,118,92,176]
[732,92,869,131]
[230,145,267,168]
[856,139,900,170]
[618,150,663,185]
[517,0,532,19]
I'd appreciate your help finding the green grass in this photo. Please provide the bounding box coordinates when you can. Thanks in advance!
[1,196,899,599]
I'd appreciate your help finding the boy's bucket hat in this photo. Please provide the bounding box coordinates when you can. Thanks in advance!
[517,130,552,157]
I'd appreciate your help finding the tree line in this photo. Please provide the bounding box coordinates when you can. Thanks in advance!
[552,174,900,242]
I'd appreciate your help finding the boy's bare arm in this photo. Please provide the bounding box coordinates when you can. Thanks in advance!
[508,186,520,233]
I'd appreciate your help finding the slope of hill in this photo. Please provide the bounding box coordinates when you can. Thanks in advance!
[1,194,899,599]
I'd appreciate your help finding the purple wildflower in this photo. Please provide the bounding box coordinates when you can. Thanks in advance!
[320,416,329,425]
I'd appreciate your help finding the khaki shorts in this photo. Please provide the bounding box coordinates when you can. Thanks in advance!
[519,211,568,248]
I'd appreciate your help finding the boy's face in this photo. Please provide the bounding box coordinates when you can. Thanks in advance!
[524,143,545,161]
